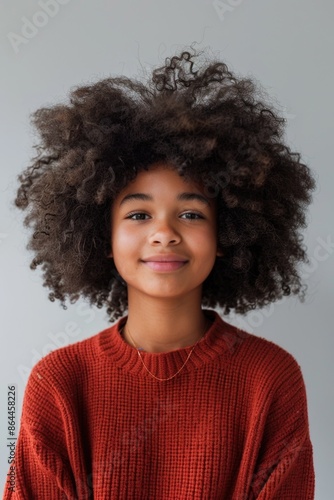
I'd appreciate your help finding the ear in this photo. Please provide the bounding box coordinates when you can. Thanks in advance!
[216,249,224,257]
[107,251,113,259]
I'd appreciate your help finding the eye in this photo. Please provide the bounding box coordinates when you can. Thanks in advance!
[126,212,149,220]
[180,212,204,220]
[126,212,204,220]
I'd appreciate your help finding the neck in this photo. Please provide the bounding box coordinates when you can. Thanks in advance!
[122,289,210,353]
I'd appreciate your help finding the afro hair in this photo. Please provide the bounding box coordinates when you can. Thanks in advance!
[13,47,316,323]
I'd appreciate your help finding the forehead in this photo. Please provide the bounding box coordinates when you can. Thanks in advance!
[111,162,218,213]
[119,163,207,195]
[111,164,217,217]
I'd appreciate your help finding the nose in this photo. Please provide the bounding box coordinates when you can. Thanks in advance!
[148,217,181,246]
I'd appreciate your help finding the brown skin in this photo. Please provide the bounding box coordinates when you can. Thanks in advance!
[108,163,223,353]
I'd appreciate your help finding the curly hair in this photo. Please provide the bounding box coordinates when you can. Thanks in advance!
[13,48,316,323]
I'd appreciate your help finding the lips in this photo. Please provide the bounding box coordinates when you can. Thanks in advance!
[142,254,188,262]
[143,261,188,271]
[141,254,189,272]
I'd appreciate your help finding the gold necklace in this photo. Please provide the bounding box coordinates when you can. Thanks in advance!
[122,320,209,382]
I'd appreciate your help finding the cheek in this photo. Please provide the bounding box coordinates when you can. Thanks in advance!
[192,226,217,252]
[111,225,139,254]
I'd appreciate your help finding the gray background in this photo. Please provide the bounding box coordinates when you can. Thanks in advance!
[0,1,333,498]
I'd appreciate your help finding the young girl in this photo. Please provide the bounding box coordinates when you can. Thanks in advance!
[4,49,315,499]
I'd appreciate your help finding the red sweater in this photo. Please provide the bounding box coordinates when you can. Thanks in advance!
[3,309,314,499]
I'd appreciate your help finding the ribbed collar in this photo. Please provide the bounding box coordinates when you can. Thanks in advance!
[98,308,244,380]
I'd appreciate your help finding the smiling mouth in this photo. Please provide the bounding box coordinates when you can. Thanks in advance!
[142,261,188,271]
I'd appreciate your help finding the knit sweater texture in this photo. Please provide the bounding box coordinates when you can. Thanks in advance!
[3,309,314,499]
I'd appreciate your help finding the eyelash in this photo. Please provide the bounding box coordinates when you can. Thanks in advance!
[125,211,205,221]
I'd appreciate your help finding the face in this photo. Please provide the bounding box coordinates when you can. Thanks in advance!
[109,163,223,302]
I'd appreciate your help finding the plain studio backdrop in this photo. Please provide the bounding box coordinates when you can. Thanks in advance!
[0,1,333,498]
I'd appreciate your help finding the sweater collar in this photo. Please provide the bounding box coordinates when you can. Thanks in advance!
[98,308,245,380]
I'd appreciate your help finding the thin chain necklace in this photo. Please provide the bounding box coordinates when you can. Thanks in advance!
[121,320,210,382]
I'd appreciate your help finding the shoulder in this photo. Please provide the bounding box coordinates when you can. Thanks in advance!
[27,324,113,390]
[218,322,310,421]
[221,319,306,394]
[243,330,301,369]
[21,326,114,424]
[219,315,302,371]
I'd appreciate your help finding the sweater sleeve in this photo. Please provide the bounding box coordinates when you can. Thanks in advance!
[248,355,315,500]
[2,359,87,500]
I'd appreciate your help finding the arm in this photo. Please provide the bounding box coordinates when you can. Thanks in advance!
[2,360,88,500]
[248,357,315,500]
[3,421,74,500]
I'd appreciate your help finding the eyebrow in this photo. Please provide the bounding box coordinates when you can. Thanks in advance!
[119,192,210,207]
